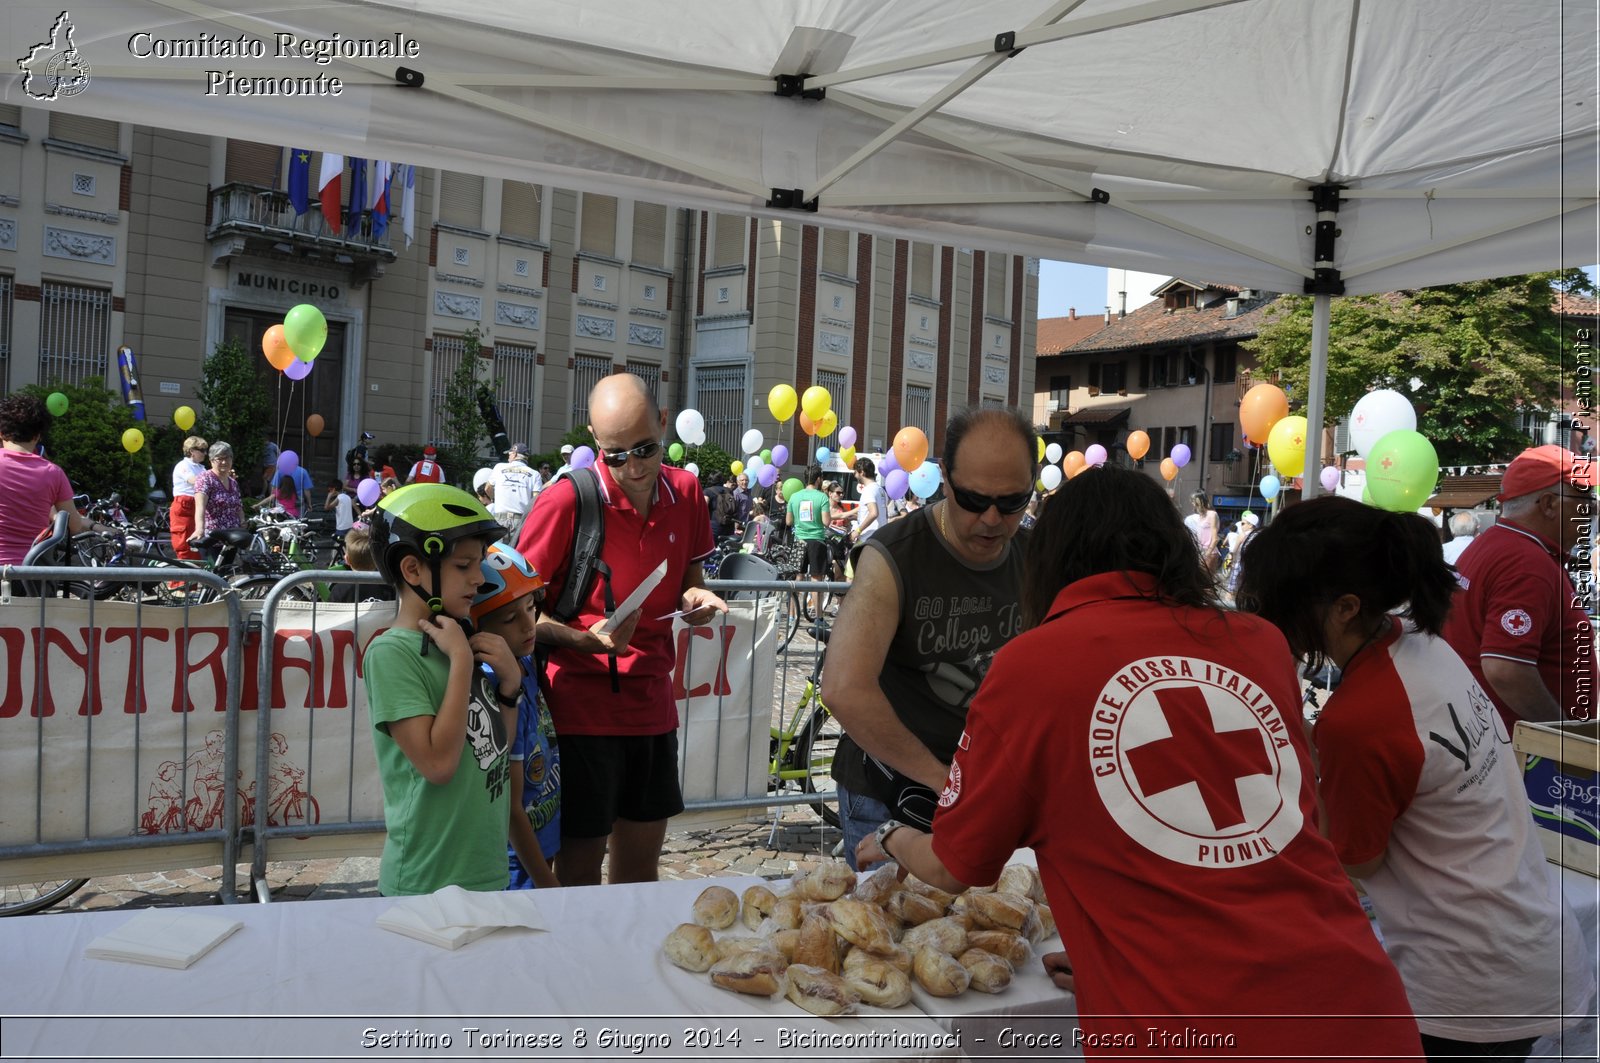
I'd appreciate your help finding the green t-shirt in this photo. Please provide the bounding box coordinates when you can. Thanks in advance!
[364,628,512,895]
[787,486,831,542]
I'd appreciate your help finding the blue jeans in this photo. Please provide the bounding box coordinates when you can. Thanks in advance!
[836,784,892,872]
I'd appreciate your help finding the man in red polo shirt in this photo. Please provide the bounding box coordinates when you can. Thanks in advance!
[1442,444,1597,725]
[518,373,726,885]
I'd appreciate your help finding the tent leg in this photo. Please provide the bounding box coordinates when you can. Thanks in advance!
[1304,294,1331,499]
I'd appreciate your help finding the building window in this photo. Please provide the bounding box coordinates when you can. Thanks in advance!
[0,274,12,394]
[910,242,933,297]
[694,363,749,455]
[713,214,745,268]
[38,281,111,388]
[1097,361,1126,393]
[821,229,850,276]
[1164,288,1195,310]
[429,334,468,446]
[571,353,614,430]
[580,195,618,256]
[904,384,933,448]
[499,180,542,241]
[1049,374,1072,406]
[49,113,119,152]
[1180,426,1197,450]
[492,341,539,452]
[817,369,848,452]
[438,172,485,228]
[224,140,282,187]
[626,360,662,408]
[1162,426,1178,458]
[1210,422,1236,463]
[632,202,667,267]
[985,254,1008,317]
[1213,343,1237,383]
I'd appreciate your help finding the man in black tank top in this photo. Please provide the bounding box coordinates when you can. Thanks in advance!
[821,408,1036,869]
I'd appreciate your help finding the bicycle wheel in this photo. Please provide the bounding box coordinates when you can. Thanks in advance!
[0,878,89,916]
[234,576,317,602]
[794,703,843,829]
[776,591,802,652]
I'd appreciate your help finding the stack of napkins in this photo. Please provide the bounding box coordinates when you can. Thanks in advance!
[376,886,546,950]
[85,910,243,969]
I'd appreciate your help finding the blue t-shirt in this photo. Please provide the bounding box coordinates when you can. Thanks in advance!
[504,660,560,887]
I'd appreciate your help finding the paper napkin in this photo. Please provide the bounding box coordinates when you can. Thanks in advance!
[85,910,243,969]
[376,885,546,950]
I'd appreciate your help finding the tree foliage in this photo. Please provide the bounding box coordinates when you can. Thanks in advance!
[685,440,734,485]
[437,326,495,488]
[1243,270,1592,466]
[195,338,273,478]
[26,377,153,506]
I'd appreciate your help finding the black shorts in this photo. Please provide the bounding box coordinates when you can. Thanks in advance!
[800,539,831,578]
[559,731,685,839]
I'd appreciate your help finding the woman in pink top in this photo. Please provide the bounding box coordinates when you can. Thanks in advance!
[0,392,102,565]
[188,441,244,545]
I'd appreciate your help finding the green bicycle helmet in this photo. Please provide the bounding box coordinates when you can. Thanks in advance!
[371,483,503,613]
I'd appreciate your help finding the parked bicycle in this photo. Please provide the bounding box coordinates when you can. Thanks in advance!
[768,626,840,827]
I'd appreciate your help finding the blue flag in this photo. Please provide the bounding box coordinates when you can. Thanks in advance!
[286,148,311,215]
[345,158,367,237]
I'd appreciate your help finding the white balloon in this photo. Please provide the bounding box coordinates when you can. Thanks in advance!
[691,429,707,446]
[1040,465,1063,491]
[746,455,763,474]
[741,428,764,455]
[675,408,705,441]
[1348,389,1417,458]
[1044,443,1063,464]
[685,462,700,477]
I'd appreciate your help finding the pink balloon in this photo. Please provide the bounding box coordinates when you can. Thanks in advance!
[571,446,595,470]
[771,444,790,467]
[1319,465,1342,492]
[884,468,909,500]
[1085,444,1108,466]
[839,426,857,449]
[284,358,313,381]
[356,477,381,507]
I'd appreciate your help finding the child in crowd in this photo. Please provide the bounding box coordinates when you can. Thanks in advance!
[275,473,300,517]
[328,525,395,603]
[470,542,561,889]
[362,484,517,895]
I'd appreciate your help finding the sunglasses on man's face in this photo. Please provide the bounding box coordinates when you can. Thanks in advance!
[597,439,663,468]
[948,480,1032,516]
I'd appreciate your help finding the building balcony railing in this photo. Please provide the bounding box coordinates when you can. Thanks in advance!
[206,182,397,282]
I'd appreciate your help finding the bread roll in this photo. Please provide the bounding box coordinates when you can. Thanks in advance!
[901,916,968,956]
[768,928,801,961]
[785,964,860,1017]
[662,923,717,972]
[692,885,740,929]
[1035,903,1057,939]
[852,864,903,907]
[792,859,856,901]
[843,941,912,976]
[709,950,787,997]
[958,947,1014,993]
[1017,903,1046,945]
[844,958,913,1008]
[905,877,958,909]
[887,890,945,926]
[995,863,1044,903]
[741,884,777,930]
[826,898,895,956]
[769,896,805,930]
[968,930,1031,966]
[714,935,774,961]
[968,891,1033,932]
[793,911,843,973]
[912,946,970,997]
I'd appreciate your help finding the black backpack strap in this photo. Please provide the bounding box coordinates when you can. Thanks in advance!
[545,466,620,692]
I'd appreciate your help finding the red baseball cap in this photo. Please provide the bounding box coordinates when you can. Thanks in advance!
[423,445,437,456]
[1497,445,1596,501]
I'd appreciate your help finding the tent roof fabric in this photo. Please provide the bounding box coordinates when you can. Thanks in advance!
[6,0,1592,297]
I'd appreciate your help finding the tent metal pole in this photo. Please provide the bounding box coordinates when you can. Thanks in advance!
[1304,294,1331,500]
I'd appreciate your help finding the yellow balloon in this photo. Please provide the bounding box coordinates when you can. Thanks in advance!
[730,460,744,476]
[840,446,856,467]
[801,385,832,423]
[122,428,145,454]
[768,384,799,422]
[1037,437,1046,462]
[1266,415,1309,477]
[817,408,839,439]
[173,405,196,432]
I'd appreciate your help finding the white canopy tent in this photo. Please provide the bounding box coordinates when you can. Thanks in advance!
[6,0,1596,488]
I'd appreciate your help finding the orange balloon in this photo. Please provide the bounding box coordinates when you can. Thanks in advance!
[1063,451,1087,478]
[893,426,929,473]
[262,324,296,371]
[1239,383,1290,445]
[799,411,817,436]
[1159,457,1179,481]
[1126,430,1150,461]
[306,413,325,438]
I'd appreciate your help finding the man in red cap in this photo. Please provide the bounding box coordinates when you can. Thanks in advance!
[1442,444,1597,725]
[406,445,445,485]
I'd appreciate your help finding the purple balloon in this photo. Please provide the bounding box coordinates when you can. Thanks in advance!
[571,445,595,470]
[839,426,858,449]
[276,450,299,476]
[885,468,909,500]
[1319,465,1342,492]
[356,477,381,507]
[771,444,790,467]
[879,451,900,475]
[1171,443,1192,469]
[284,358,313,381]
[758,464,778,488]
[1084,444,1108,467]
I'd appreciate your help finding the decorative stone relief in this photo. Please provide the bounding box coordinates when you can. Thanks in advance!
[576,314,616,340]
[514,258,529,277]
[818,331,849,355]
[45,202,119,224]
[434,291,481,319]
[72,173,95,196]
[984,366,1007,384]
[44,226,115,264]
[909,336,937,349]
[643,284,657,301]
[628,323,665,348]
[497,284,543,297]
[821,316,852,330]
[717,287,730,303]
[495,301,541,329]
[577,297,618,311]
[435,272,484,288]
[0,219,14,251]
[630,307,668,320]
[908,351,935,371]
[453,247,469,266]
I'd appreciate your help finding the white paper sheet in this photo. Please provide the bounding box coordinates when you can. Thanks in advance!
[85,911,242,969]
[600,559,667,634]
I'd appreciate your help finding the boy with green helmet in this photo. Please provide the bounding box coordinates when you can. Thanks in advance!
[363,483,519,894]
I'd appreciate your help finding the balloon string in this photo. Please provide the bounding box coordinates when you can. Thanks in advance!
[279,379,295,456]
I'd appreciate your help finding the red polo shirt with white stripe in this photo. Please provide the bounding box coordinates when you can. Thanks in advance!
[931,571,1419,1058]
[1441,518,1595,724]
[517,463,713,736]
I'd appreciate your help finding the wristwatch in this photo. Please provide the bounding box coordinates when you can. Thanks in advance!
[873,818,908,861]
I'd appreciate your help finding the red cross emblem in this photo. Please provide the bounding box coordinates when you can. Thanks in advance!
[1381,456,1394,470]
[1123,686,1273,831]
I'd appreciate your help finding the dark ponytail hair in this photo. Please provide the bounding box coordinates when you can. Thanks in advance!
[1236,496,1456,668]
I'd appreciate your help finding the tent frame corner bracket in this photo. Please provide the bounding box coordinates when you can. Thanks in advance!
[774,74,826,101]
[767,188,819,213]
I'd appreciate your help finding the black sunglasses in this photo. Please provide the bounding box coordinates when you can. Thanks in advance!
[949,480,1032,516]
[598,439,663,468]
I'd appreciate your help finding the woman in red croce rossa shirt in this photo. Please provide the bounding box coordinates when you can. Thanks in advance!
[857,466,1420,1060]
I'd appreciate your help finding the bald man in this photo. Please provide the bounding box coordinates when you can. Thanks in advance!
[517,373,727,885]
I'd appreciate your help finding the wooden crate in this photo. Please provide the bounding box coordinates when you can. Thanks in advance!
[1514,720,1600,877]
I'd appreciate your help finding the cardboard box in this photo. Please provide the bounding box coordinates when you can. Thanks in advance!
[1514,720,1600,877]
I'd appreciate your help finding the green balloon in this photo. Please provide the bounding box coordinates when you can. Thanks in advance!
[45,391,69,416]
[783,477,804,498]
[1366,429,1439,513]
[667,442,685,462]
[283,303,328,362]
[760,449,772,463]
